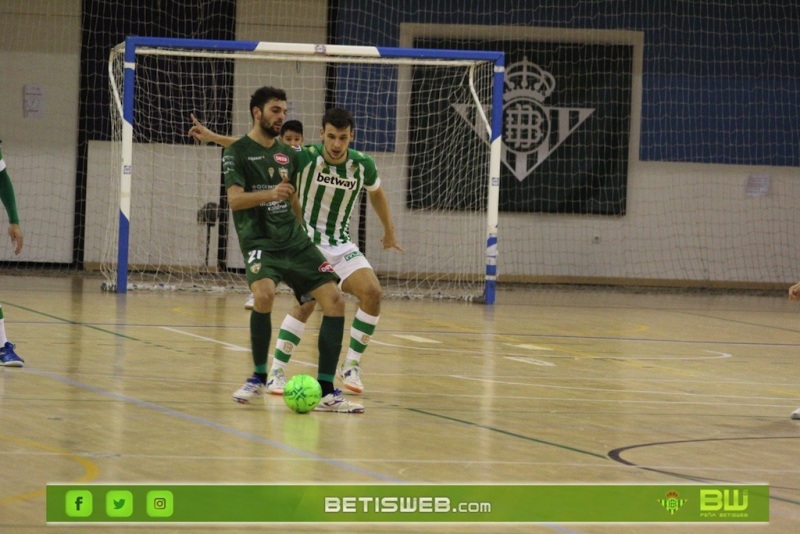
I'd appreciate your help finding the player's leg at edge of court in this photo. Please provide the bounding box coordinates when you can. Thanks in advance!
[0,306,23,368]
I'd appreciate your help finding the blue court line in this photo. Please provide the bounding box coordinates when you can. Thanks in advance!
[28,367,400,482]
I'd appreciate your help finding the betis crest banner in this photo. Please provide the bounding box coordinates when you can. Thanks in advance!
[409,38,632,215]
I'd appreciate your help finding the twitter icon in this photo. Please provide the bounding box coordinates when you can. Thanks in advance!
[106,490,133,517]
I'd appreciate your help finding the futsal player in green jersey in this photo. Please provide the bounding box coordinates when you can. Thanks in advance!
[266,108,402,395]
[0,147,25,367]
[244,120,305,311]
[190,108,402,396]
[222,87,363,413]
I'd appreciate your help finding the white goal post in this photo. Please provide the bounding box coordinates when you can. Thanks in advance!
[105,37,504,302]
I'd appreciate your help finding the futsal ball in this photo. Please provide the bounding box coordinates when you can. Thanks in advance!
[283,374,322,414]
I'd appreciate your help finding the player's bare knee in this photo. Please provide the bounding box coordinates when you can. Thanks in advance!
[356,283,382,311]
[313,283,345,316]
[291,301,315,322]
[327,290,346,316]
[252,288,275,312]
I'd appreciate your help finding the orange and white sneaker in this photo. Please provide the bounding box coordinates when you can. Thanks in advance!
[337,360,364,394]
[265,368,286,395]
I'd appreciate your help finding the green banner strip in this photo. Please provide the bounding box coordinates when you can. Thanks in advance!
[46,484,769,523]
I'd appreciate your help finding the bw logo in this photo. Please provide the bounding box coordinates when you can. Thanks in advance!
[452,57,594,182]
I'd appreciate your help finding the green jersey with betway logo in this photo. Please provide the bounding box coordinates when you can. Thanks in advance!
[295,144,381,246]
[223,136,308,254]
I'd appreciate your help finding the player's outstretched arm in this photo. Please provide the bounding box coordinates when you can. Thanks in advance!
[7,223,22,255]
[189,113,238,147]
[0,162,22,255]
[367,187,403,252]
[789,281,800,301]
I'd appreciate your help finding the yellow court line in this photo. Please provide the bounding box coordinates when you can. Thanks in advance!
[0,434,100,505]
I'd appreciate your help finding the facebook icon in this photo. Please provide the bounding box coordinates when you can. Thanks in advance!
[65,490,93,518]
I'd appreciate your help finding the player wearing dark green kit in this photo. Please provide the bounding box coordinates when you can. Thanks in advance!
[224,86,363,413]
[0,147,24,367]
[224,135,334,298]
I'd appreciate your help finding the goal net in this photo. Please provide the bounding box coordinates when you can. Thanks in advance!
[104,37,503,302]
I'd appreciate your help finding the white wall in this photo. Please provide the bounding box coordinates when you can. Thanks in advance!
[0,0,81,262]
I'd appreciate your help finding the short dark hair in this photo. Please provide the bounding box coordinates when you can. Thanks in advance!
[280,120,304,136]
[249,86,287,119]
[322,107,354,131]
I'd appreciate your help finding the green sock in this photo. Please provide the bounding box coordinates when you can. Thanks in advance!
[317,315,344,382]
[250,310,271,374]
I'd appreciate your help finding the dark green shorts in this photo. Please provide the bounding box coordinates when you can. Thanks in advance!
[245,242,338,302]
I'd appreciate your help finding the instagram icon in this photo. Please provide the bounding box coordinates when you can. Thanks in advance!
[146,490,174,518]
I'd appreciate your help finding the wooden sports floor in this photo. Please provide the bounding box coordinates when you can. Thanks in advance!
[0,273,798,532]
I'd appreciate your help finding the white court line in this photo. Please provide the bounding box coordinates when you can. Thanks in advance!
[505,356,556,367]
[505,343,553,351]
[160,326,250,351]
[449,374,793,401]
[392,334,441,343]
[614,350,733,361]
[374,339,734,363]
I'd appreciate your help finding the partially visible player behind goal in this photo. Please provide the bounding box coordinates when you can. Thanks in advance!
[787,281,800,420]
[0,146,25,367]
[189,108,402,395]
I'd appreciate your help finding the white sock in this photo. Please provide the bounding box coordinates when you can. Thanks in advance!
[272,314,306,371]
[0,306,7,345]
[345,308,379,364]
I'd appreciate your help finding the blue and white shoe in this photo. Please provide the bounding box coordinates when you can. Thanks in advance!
[314,389,364,413]
[232,375,265,404]
[0,342,24,368]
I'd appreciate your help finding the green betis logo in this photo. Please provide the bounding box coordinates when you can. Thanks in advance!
[659,491,686,515]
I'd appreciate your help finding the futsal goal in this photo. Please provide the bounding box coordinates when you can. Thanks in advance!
[104,37,504,302]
